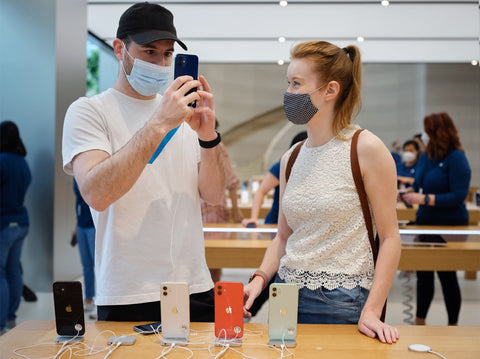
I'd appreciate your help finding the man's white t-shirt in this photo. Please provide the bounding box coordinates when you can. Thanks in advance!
[62,88,213,306]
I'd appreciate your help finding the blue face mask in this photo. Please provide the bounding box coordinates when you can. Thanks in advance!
[122,45,172,96]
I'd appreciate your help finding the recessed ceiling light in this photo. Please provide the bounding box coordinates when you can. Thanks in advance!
[471,60,479,66]
[279,1,288,7]
[278,36,286,43]
[357,36,365,42]
[381,0,390,6]
[278,59,285,65]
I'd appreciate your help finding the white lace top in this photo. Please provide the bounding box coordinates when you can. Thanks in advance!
[279,127,375,291]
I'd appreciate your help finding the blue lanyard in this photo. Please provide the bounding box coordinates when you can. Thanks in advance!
[148,125,180,164]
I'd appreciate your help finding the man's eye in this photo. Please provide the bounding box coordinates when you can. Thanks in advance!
[164,52,173,58]
[145,50,154,55]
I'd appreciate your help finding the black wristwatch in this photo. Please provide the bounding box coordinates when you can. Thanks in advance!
[198,131,221,148]
[424,193,430,206]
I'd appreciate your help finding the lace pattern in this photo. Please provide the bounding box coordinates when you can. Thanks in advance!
[278,267,374,291]
[280,126,375,291]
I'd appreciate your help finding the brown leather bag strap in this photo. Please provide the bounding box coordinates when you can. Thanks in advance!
[351,129,387,322]
[350,129,378,262]
[285,139,306,183]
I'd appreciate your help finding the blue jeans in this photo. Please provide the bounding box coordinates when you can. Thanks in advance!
[77,226,95,299]
[276,276,369,324]
[0,224,28,330]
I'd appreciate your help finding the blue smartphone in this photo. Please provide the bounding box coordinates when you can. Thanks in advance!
[174,54,199,107]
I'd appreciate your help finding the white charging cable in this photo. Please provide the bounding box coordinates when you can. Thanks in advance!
[104,341,122,359]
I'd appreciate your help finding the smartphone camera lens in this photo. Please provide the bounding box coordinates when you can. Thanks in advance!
[272,293,277,297]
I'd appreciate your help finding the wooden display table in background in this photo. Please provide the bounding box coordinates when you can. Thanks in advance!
[204,225,480,271]
[396,202,480,225]
[1,320,479,358]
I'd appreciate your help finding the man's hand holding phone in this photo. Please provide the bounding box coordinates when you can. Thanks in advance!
[188,75,217,141]
[150,75,200,134]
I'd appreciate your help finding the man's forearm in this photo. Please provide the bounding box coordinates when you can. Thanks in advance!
[198,145,225,204]
[74,122,167,211]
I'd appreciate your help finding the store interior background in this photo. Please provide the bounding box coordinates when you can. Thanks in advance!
[1,0,478,313]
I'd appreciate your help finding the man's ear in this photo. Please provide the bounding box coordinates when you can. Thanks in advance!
[325,81,340,101]
[112,38,124,61]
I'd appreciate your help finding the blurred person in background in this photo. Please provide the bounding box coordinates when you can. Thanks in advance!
[73,179,96,319]
[397,139,421,189]
[0,121,31,335]
[242,131,307,228]
[201,119,242,283]
[401,112,471,326]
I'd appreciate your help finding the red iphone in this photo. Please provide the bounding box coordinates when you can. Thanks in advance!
[214,281,244,340]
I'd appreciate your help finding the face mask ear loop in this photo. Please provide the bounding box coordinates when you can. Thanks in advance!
[309,82,328,96]
[121,42,133,78]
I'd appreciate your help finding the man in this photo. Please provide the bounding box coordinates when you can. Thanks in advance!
[62,2,225,321]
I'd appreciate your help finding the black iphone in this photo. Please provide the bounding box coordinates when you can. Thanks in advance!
[53,281,85,339]
[174,54,199,107]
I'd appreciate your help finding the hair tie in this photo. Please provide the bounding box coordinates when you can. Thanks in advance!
[342,47,349,55]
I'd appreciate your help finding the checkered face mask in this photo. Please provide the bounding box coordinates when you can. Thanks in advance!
[283,83,327,125]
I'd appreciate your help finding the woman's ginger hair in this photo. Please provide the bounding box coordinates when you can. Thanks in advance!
[291,41,362,136]
[424,112,464,160]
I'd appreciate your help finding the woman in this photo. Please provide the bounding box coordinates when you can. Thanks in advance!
[402,112,471,326]
[0,121,31,335]
[397,139,421,189]
[243,41,401,344]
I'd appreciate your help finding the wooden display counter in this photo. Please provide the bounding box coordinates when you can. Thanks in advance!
[1,320,479,358]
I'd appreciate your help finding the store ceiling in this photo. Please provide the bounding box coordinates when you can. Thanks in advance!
[87,0,479,63]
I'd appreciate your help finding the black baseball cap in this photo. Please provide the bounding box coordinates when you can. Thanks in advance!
[116,2,187,50]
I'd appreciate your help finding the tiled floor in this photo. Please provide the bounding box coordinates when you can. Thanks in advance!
[11,270,480,329]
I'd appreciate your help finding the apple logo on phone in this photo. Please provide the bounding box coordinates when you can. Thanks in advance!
[65,305,72,313]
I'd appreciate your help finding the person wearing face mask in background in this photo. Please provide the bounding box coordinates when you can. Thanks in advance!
[400,112,471,326]
[62,2,225,322]
[243,41,401,344]
[397,140,420,189]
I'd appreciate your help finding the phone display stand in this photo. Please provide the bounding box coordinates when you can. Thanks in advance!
[214,336,242,347]
[54,335,84,343]
[268,338,297,348]
[161,337,188,346]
